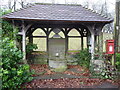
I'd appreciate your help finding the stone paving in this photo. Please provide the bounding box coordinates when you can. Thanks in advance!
[34,73,88,80]
[34,68,88,80]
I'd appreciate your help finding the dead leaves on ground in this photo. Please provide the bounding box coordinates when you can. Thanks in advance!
[30,64,90,77]
[25,64,120,88]
[24,78,103,88]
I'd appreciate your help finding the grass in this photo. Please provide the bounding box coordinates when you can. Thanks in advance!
[68,50,80,53]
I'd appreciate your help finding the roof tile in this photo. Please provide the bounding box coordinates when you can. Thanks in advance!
[2,4,113,22]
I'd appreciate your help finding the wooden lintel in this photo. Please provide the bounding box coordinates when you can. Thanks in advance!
[32,36,47,38]
[68,36,81,38]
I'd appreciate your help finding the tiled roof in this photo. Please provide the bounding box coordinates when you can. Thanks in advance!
[2,4,113,23]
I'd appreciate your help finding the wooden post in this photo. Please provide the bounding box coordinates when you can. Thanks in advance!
[81,36,83,50]
[22,27,26,61]
[80,28,84,50]
[86,35,90,49]
[91,32,95,60]
[86,25,95,60]
[21,21,27,64]
[114,0,120,64]
[29,35,33,44]
[98,35,100,52]
[28,30,33,44]
[47,28,49,63]
[65,28,68,55]
[66,35,68,54]
[115,0,120,52]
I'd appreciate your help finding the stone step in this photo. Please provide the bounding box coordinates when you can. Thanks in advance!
[34,74,88,80]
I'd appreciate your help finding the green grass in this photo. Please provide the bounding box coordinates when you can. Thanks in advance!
[68,50,80,53]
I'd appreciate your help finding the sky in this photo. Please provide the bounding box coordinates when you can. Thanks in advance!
[1,0,115,14]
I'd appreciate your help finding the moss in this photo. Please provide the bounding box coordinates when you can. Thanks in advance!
[53,66,67,72]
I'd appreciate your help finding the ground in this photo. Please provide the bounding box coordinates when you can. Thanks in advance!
[23,64,120,88]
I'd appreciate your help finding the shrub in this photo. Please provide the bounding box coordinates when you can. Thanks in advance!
[116,53,120,71]
[1,38,33,89]
[26,43,38,54]
[74,48,91,68]
[1,10,33,89]
[26,43,38,62]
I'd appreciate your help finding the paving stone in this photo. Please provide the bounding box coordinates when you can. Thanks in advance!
[34,74,88,80]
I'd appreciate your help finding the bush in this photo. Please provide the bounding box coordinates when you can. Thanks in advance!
[1,10,33,89]
[116,53,120,71]
[1,38,33,89]
[26,43,38,54]
[74,48,91,68]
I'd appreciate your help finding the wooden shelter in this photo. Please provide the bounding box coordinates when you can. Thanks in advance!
[2,4,113,61]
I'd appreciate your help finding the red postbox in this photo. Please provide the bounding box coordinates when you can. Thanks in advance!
[106,40,114,54]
